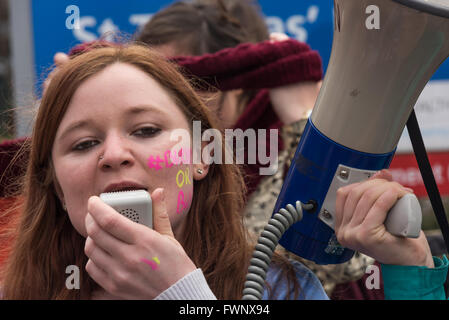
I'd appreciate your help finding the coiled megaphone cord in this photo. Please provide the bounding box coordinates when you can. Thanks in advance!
[242,201,313,300]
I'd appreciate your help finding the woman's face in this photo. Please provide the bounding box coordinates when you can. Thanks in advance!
[52,62,200,238]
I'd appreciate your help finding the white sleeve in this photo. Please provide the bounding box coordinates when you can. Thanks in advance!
[154,269,217,300]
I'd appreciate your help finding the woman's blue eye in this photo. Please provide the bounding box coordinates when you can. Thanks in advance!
[134,127,161,137]
[73,140,98,151]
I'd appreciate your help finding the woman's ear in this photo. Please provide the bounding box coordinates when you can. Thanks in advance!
[193,164,210,181]
[192,140,214,181]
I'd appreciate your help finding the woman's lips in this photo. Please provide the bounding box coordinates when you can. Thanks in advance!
[103,181,147,193]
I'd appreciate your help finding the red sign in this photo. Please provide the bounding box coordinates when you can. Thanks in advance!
[389,152,449,197]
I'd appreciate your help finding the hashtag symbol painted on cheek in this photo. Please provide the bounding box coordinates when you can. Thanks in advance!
[147,156,164,170]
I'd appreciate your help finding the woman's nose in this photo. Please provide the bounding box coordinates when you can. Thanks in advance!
[98,135,134,169]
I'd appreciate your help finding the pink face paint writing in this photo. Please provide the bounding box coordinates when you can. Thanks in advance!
[164,150,174,168]
[170,147,191,165]
[147,148,191,170]
[147,155,165,170]
[141,257,161,270]
[176,189,193,214]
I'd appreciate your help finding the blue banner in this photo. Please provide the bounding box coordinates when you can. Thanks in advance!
[31,0,449,89]
[31,1,332,86]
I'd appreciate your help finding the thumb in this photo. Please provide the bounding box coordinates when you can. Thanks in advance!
[152,188,175,238]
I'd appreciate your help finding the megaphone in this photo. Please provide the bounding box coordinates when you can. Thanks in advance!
[273,0,449,265]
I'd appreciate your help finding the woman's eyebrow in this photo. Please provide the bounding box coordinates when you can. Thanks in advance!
[58,120,92,141]
[125,104,168,117]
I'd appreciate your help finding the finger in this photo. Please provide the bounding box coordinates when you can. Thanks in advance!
[85,235,114,266]
[85,259,114,295]
[335,182,360,232]
[84,237,128,296]
[53,52,70,67]
[87,196,137,244]
[85,213,130,258]
[363,186,409,229]
[336,169,393,225]
[151,188,175,238]
[349,182,392,228]
[339,180,382,231]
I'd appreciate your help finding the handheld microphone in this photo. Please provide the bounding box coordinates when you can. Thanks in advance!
[99,190,153,229]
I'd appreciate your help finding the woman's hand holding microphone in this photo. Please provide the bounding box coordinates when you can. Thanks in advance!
[84,188,197,299]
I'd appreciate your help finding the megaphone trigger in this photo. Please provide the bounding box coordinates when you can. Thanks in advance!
[318,164,422,238]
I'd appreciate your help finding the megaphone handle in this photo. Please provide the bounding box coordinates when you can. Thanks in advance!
[319,165,422,238]
[385,193,422,238]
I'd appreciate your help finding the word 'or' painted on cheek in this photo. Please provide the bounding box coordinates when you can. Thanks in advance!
[142,257,161,270]
[176,168,192,187]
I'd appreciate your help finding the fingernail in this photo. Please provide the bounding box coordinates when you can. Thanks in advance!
[159,188,165,201]
[151,188,165,202]
[405,187,414,193]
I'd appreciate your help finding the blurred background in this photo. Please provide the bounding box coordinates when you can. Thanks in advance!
[0,0,448,254]
[0,0,12,141]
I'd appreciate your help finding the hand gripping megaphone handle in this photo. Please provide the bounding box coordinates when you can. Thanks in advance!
[319,165,422,238]
[242,192,422,300]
